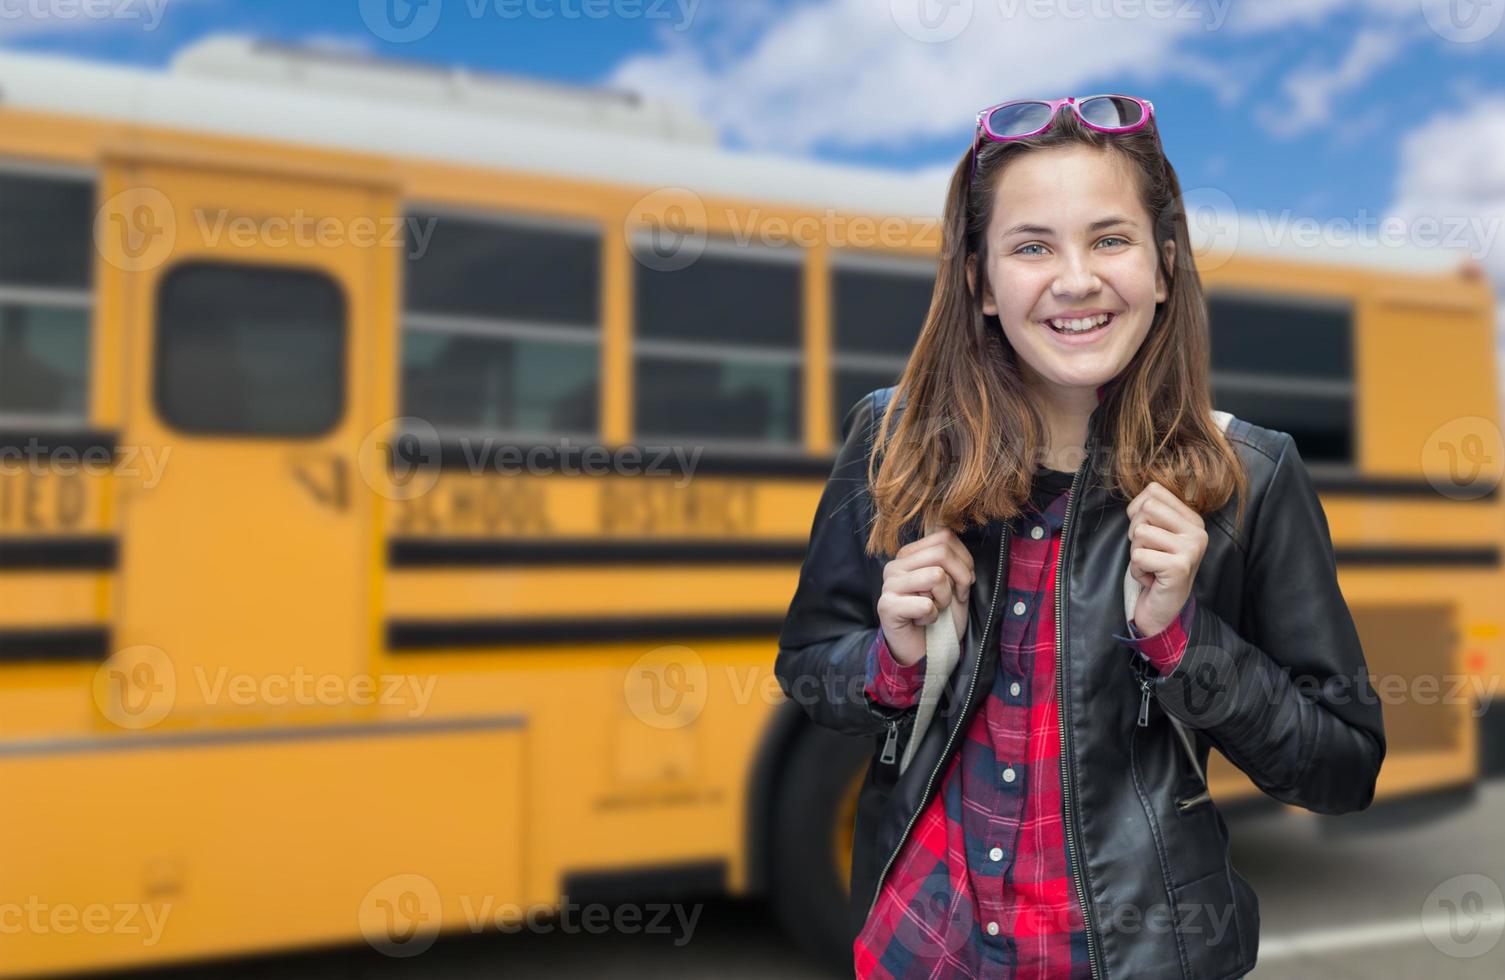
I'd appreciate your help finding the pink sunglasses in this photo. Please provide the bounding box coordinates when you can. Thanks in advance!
[969,94,1157,186]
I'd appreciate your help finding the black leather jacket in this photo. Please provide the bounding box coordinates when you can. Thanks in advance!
[775,385,1386,980]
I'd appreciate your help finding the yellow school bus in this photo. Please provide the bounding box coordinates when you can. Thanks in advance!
[0,37,1498,976]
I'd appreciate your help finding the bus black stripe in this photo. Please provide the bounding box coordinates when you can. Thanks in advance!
[0,429,117,455]
[1334,546,1500,566]
[419,439,834,478]
[1312,474,1498,498]
[0,626,110,663]
[388,538,807,567]
[386,614,787,651]
[0,536,117,570]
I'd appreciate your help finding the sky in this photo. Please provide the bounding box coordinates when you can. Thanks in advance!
[1,0,1503,326]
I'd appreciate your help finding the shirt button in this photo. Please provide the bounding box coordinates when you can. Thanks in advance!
[1031,525,1044,539]
[1012,600,1026,615]
[990,846,1004,861]
[1002,766,1016,783]
[1009,681,1021,697]
[986,920,1000,936]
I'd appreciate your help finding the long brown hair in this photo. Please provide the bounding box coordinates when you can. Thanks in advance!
[863,106,1247,556]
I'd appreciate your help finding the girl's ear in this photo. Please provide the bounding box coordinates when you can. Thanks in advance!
[967,253,998,316]
[1155,239,1176,304]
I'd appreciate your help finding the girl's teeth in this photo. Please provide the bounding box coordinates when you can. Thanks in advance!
[1048,313,1112,333]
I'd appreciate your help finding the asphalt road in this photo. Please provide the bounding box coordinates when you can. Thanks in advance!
[112,778,1505,980]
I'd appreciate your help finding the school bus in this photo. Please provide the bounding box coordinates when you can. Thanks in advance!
[0,36,1498,976]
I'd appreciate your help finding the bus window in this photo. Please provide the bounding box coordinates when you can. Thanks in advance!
[1207,291,1355,465]
[402,210,600,437]
[0,171,93,424]
[632,239,802,448]
[154,261,345,436]
[831,252,935,437]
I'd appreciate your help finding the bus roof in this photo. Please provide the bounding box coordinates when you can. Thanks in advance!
[0,35,1472,276]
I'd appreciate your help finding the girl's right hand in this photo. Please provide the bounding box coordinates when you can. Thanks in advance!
[877,526,974,666]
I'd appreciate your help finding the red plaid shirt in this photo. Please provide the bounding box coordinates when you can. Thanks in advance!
[854,466,1194,979]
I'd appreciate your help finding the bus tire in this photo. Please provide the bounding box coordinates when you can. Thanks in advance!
[769,721,872,975]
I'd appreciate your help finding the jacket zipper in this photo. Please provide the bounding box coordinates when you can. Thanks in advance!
[880,718,899,765]
[1134,656,1153,728]
[1129,624,1213,810]
[1057,444,1106,980]
[865,520,1011,923]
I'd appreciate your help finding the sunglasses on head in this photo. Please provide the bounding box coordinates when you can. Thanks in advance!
[968,94,1157,187]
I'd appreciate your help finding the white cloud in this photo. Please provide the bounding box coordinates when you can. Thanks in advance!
[298,33,376,57]
[610,0,1218,155]
[1219,0,1354,33]
[1387,96,1505,366]
[609,0,1478,156]
[1254,26,1406,138]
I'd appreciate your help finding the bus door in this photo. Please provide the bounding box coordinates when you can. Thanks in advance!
[107,160,392,721]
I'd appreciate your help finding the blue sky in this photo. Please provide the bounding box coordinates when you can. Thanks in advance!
[2,0,1503,293]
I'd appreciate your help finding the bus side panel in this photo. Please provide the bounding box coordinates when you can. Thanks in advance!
[0,727,523,977]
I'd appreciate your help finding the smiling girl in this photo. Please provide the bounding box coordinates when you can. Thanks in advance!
[776,95,1385,979]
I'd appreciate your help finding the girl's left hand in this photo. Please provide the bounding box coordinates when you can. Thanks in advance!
[1125,481,1208,636]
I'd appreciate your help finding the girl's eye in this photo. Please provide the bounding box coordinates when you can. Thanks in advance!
[1013,236,1130,256]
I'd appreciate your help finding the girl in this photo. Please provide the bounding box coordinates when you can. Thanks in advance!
[775,95,1385,979]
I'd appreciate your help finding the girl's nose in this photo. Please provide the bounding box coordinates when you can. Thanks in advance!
[1051,257,1102,298]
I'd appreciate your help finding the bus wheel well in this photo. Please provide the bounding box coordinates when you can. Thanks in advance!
[744,699,810,897]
